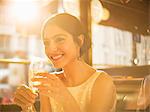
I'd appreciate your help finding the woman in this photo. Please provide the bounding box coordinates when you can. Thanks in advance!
[14,13,116,112]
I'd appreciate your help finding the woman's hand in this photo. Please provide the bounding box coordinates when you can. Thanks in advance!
[13,85,38,111]
[32,73,81,112]
[31,73,68,102]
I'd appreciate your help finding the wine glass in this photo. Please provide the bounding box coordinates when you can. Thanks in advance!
[29,57,54,90]
[27,58,54,111]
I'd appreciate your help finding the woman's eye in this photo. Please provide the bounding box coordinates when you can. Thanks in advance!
[55,38,65,43]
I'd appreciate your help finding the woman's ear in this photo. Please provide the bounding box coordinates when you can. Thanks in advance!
[78,34,84,47]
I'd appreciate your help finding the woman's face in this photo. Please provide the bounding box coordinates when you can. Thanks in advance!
[43,24,80,68]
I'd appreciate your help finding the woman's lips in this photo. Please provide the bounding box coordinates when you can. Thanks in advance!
[51,54,63,61]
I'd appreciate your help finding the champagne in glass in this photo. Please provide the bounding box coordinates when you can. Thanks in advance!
[29,57,54,90]
[27,58,54,111]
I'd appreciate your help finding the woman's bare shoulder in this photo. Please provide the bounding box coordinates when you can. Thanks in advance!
[96,71,114,84]
[89,71,116,112]
[93,71,116,96]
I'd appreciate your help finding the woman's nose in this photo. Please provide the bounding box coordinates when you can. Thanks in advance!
[45,42,58,52]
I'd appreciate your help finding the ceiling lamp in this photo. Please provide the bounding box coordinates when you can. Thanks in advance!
[120,0,131,4]
[91,0,110,23]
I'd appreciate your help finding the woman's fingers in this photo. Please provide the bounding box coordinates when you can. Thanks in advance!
[13,95,33,110]
[31,76,48,83]
[15,91,35,104]
[14,94,33,106]
[31,74,60,86]
[38,89,54,97]
[35,73,58,80]
[31,76,56,87]
[33,84,50,90]
[31,74,65,98]
[14,98,32,111]
[13,85,37,109]
[16,85,37,99]
[14,97,27,106]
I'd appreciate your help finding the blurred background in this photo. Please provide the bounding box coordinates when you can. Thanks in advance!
[0,0,149,112]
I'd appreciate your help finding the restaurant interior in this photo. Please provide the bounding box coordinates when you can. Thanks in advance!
[0,0,149,112]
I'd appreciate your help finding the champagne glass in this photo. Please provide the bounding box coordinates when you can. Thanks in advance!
[27,58,54,112]
[29,57,54,90]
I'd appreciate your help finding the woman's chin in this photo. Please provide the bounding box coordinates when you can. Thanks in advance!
[53,63,64,69]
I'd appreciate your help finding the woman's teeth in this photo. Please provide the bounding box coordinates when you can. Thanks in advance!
[52,55,63,60]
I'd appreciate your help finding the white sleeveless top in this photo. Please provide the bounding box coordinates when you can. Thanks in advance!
[50,71,116,112]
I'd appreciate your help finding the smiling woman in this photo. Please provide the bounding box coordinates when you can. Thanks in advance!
[13,13,116,112]
[41,13,91,58]
[42,24,81,68]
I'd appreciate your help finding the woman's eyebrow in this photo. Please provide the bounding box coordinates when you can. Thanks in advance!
[53,34,67,38]
[44,34,67,41]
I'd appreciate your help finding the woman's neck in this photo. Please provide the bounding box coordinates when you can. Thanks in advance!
[63,59,95,86]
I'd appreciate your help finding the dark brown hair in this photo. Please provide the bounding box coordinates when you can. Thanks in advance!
[41,13,91,56]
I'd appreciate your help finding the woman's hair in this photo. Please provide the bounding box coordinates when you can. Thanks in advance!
[41,13,91,56]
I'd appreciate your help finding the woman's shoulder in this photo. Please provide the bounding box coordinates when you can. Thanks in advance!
[89,71,116,112]
[93,71,115,92]
[96,71,113,83]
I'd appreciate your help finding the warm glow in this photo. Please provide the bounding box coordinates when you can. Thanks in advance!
[10,1,39,23]
[102,8,110,21]
[91,0,103,23]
